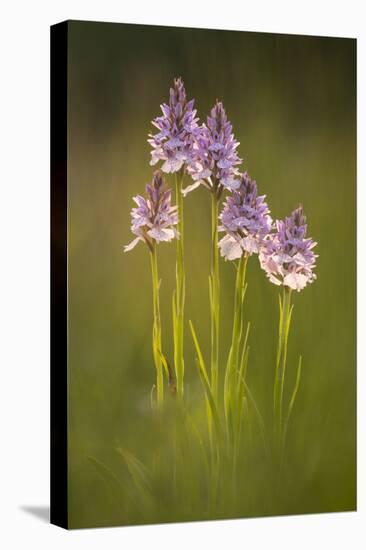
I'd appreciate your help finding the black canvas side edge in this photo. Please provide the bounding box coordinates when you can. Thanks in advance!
[50,21,68,529]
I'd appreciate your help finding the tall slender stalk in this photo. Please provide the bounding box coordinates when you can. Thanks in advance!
[150,244,164,407]
[224,254,248,442]
[210,191,220,403]
[273,287,293,449]
[173,169,185,398]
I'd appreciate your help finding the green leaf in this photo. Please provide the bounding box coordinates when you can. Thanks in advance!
[116,447,152,495]
[87,455,124,490]
[278,293,283,333]
[158,349,170,378]
[185,414,210,472]
[239,323,250,382]
[208,274,213,311]
[242,380,268,455]
[283,355,302,447]
[151,384,156,409]
[237,346,250,424]
[189,320,221,436]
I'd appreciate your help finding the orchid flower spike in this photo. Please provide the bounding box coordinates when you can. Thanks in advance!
[124,171,179,252]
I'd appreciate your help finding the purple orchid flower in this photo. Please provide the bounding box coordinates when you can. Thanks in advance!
[124,171,179,252]
[184,100,242,197]
[218,172,272,260]
[148,77,200,174]
[259,206,318,292]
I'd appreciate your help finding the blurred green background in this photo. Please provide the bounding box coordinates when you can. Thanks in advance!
[66,21,356,528]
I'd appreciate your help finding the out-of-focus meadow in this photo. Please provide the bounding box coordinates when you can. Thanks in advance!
[66,21,356,528]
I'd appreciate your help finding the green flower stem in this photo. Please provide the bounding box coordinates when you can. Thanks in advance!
[210,192,220,403]
[224,254,248,440]
[174,169,185,398]
[274,287,293,447]
[150,244,164,407]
